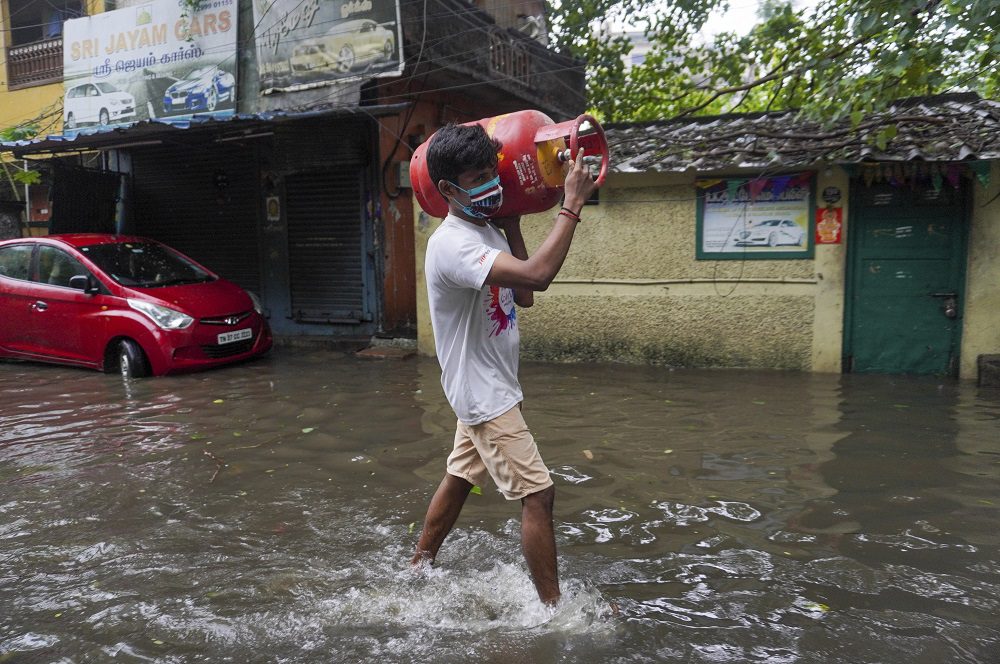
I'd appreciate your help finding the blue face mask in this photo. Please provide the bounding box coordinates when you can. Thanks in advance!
[448,175,503,219]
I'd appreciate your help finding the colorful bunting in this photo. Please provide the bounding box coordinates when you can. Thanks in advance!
[945,164,961,189]
[770,176,792,198]
[794,173,812,187]
[748,178,768,201]
[967,161,991,188]
[863,166,876,187]
[726,178,743,201]
[932,170,943,193]
[853,161,993,190]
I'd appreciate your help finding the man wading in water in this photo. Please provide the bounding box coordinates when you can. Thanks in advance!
[411,123,599,605]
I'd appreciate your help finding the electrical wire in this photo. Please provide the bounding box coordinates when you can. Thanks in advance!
[3,0,980,114]
[0,0,539,36]
[5,3,971,302]
[376,0,429,198]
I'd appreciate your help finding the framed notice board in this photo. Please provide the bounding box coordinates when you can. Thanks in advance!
[695,173,815,260]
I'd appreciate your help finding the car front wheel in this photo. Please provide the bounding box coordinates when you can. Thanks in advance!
[99,108,110,125]
[66,113,76,129]
[116,339,150,379]
[207,87,218,111]
[337,45,356,72]
[767,232,778,247]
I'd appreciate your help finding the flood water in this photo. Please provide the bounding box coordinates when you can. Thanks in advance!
[2,349,999,663]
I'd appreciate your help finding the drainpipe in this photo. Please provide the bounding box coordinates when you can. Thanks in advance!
[23,160,30,234]
[115,174,127,235]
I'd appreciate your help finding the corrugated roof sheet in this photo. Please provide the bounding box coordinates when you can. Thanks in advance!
[605,93,1000,173]
[2,103,410,156]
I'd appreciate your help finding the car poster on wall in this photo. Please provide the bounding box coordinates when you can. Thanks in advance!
[62,0,238,134]
[695,174,815,260]
[253,0,403,94]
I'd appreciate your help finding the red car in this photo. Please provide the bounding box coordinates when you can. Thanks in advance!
[0,234,272,377]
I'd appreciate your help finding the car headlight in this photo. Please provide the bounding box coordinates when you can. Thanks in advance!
[247,290,264,315]
[128,298,194,330]
[109,99,121,106]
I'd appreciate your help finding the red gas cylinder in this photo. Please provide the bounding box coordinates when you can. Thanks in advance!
[409,110,608,218]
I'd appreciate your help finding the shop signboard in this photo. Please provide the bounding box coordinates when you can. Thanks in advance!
[253,0,403,93]
[62,0,238,133]
[696,174,815,260]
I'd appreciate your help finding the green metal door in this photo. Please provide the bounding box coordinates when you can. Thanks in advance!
[844,180,968,375]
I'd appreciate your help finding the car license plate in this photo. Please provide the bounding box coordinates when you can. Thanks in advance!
[218,328,252,345]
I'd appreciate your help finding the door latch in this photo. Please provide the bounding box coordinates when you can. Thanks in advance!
[930,291,958,319]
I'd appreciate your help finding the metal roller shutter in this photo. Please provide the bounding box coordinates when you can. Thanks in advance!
[130,142,260,293]
[273,119,367,169]
[285,166,368,323]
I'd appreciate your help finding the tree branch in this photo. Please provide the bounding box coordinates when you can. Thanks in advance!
[673,33,871,118]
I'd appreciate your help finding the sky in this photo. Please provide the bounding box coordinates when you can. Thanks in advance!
[613,0,821,41]
[703,0,821,38]
[701,0,776,39]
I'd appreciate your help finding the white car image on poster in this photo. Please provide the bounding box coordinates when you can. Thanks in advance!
[63,81,137,129]
[254,0,403,93]
[696,177,814,260]
[62,0,237,132]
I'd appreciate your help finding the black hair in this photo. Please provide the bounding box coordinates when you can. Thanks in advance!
[426,123,503,187]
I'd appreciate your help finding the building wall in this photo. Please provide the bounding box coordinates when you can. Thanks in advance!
[472,0,546,33]
[962,161,1000,380]
[416,168,843,371]
[515,171,821,370]
[415,162,1000,379]
[0,84,64,128]
[810,166,849,373]
[0,0,103,128]
[378,108,418,334]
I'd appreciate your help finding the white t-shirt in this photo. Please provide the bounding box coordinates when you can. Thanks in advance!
[425,215,522,425]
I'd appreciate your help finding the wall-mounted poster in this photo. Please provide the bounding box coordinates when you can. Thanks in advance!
[695,174,815,260]
[62,0,238,133]
[816,206,843,244]
[253,0,403,94]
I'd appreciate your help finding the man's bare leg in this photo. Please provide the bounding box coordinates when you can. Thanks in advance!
[521,485,560,605]
[411,473,473,565]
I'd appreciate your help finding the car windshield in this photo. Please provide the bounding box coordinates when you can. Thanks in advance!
[80,242,214,288]
[757,220,781,227]
[186,68,211,80]
[95,83,119,93]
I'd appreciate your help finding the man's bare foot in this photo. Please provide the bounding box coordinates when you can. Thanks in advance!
[541,593,561,608]
[410,549,433,568]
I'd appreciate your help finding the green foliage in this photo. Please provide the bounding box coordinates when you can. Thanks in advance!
[548,0,1000,123]
[179,0,204,15]
[12,170,41,186]
[0,124,39,143]
[1,124,41,200]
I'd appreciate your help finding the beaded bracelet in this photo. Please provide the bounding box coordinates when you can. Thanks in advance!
[558,206,581,222]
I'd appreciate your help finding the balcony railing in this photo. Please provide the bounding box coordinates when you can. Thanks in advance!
[7,38,64,90]
[489,32,531,86]
[400,0,585,119]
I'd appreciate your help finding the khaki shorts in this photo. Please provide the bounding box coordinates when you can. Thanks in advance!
[446,404,553,500]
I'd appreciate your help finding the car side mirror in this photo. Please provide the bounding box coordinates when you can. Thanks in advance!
[69,274,100,295]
